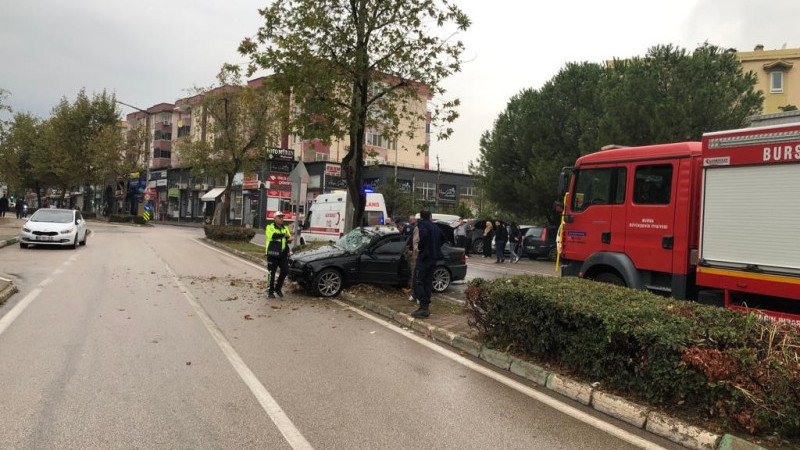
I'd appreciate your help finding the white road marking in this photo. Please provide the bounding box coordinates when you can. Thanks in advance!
[197,238,663,449]
[0,288,43,337]
[164,262,313,450]
[0,253,80,338]
[332,299,667,450]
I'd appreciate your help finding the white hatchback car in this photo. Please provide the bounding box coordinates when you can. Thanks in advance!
[19,208,89,249]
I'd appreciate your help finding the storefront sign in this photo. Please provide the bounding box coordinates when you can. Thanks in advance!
[268,147,295,162]
[242,173,260,190]
[439,184,456,201]
[270,161,292,173]
[267,189,292,198]
[324,176,348,189]
[324,163,341,177]
[267,173,291,187]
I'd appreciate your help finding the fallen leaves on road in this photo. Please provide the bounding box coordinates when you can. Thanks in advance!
[243,314,253,320]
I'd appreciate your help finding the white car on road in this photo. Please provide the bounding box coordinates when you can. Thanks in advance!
[19,208,89,249]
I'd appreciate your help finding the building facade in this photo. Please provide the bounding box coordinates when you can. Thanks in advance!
[738,45,800,114]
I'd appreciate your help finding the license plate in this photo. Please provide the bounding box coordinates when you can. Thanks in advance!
[37,236,54,241]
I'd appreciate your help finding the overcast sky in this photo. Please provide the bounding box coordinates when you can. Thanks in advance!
[2,0,798,172]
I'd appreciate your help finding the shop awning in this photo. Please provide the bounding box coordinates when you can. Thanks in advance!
[200,187,226,202]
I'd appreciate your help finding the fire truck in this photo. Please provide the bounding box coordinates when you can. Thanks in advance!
[557,123,800,321]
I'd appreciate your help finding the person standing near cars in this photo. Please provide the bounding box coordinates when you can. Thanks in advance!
[0,195,8,217]
[454,218,468,257]
[482,220,494,258]
[402,216,418,301]
[509,222,522,263]
[494,219,508,263]
[265,211,293,298]
[15,198,26,220]
[411,210,443,318]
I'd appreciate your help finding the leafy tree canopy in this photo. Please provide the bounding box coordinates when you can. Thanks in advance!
[239,0,470,230]
[474,43,763,224]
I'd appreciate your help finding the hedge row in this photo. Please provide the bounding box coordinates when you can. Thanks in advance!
[464,276,800,437]
[108,214,146,224]
[203,225,256,241]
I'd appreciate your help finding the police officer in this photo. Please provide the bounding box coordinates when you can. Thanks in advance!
[265,211,293,298]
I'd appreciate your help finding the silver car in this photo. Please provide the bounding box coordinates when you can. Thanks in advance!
[19,208,89,249]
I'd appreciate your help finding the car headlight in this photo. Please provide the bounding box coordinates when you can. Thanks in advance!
[60,227,75,234]
[22,227,31,233]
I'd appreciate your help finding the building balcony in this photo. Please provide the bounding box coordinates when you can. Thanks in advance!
[151,158,171,169]
[154,140,172,151]
[155,121,172,133]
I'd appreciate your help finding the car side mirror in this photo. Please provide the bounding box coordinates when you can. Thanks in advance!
[554,201,564,213]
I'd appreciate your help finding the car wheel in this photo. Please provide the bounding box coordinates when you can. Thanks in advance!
[72,236,79,249]
[548,247,557,261]
[313,268,343,297]
[20,243,28,249]
[80,231,88,246]
[472,240,483,254]
[594,272,625,286]
[431,266,451,292]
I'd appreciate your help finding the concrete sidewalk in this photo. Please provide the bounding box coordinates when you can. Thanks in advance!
[0,216,21,303]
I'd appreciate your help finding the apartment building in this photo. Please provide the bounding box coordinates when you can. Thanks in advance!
[121,74,447,226]
[738,44,800,113]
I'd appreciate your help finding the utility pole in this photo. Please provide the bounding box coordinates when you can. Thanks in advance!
[435,155,441,210]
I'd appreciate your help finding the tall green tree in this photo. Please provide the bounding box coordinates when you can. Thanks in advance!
[47,89,120,208]
[0,113,46,200]
[178,70,282,225]
[473,62,606,224]
[239,0,470,231]
[474,44,763,223]
[600,43,763,145]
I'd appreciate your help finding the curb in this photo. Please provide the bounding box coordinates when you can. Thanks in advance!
[0,237,18,249]
[0,282,18,305]
[210,240,768,450]
[337,291,770,450]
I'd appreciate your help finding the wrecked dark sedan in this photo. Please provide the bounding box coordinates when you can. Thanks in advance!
[288,226,467,297]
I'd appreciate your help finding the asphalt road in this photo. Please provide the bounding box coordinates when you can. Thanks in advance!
[0,223,682,449]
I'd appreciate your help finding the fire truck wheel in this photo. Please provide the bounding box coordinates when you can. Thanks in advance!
[594,272,625,286]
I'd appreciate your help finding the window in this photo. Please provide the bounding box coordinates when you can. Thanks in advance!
[460,186,477,197]
[315,153,330,161]
[571,167,626,212]
[154,149,171,159]
[177,126,191,137]
[373,238,405,254]
[365,129,396,149]
[633,165,672,205]
[416,182,436,200]
[771,71,784,93]
[153,130,172,141]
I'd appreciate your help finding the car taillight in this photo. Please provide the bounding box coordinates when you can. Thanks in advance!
[460,252,466,264]
[541,228,547,242]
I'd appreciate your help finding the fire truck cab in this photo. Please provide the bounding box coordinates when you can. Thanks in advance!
[559,124,800,321]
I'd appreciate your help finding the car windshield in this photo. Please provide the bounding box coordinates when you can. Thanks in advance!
[334,227,376,253]
[31,210,73,223]
[525,227,543,238]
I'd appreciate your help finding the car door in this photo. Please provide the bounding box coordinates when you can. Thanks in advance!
[358,236,406,284]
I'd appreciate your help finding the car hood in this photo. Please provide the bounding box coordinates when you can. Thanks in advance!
[291,245,348,264]
[24,221,75,232]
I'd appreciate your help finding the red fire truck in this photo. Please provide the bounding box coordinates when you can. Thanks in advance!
[558,123,800,321]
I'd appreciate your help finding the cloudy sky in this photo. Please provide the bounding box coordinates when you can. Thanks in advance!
[2,0,798,171]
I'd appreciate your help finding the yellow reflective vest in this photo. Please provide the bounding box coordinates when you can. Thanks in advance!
[265,222,292,258]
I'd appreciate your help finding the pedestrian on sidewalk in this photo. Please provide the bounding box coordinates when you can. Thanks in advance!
[482,219,494,258]
[15,198,26,220]
[454,218,468,252]
[464,219,474,257]
[0,196,8,217]
[265,211,293,298]
[509,222,521,263]
[411,210,443,318]
[494,220,508,263]
[402,215,418,302]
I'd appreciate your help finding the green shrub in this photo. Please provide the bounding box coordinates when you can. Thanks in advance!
[109,214,135,223]
[465,276,800,437]
[82,212,97,219]
[204,225,256,241]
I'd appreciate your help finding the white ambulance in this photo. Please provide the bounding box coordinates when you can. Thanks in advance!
[302,192,388,243]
